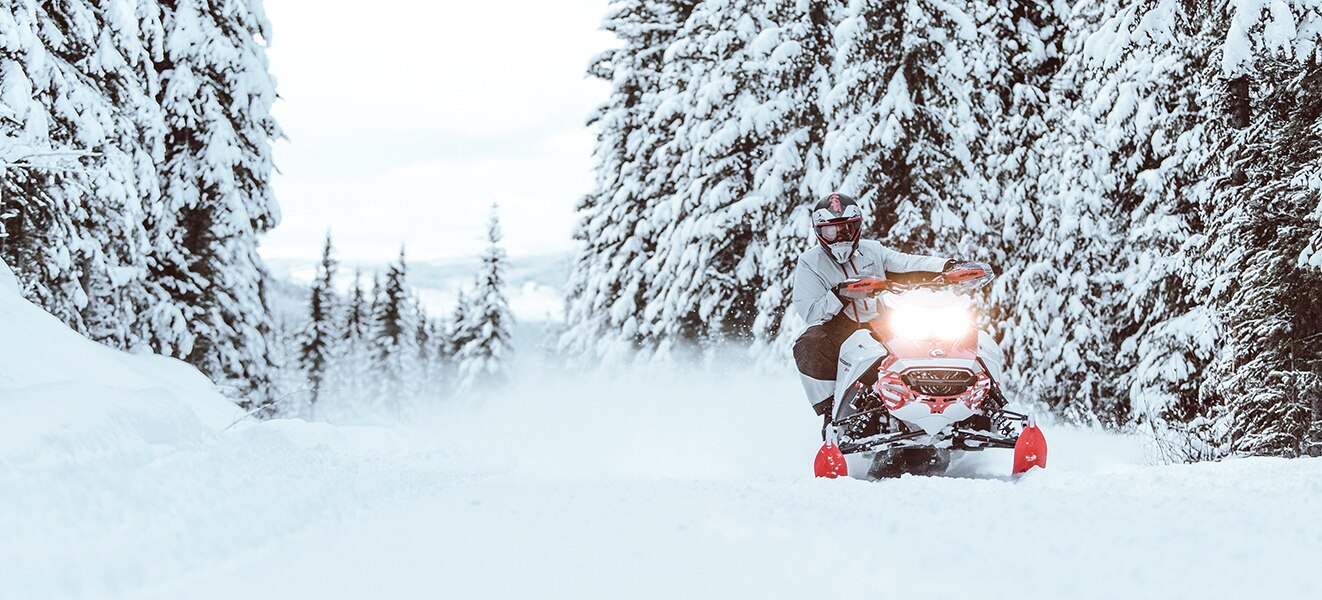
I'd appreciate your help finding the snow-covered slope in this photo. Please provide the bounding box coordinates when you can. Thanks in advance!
[0,259,407,597]
[3,259,1320,599]
[0,261,240,469]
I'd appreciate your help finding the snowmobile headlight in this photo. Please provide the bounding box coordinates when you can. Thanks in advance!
[890,306,972,341]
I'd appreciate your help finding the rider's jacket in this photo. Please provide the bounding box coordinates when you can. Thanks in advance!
[791,240,949,326]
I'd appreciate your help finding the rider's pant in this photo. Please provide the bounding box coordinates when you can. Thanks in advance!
[793,313,862,412]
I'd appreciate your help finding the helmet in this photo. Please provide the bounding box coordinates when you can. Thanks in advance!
[811,192,863,263]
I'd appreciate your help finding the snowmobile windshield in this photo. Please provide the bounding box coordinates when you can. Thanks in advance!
[815,218,861,244]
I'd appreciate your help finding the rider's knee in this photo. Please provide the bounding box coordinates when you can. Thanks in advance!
[793,326,828,360]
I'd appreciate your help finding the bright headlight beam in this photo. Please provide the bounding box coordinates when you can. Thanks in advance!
[890,307,971,341]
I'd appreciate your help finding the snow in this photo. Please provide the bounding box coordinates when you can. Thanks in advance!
[4,258,1322,599]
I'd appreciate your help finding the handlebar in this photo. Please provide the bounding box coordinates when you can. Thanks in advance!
[837,262,994,300]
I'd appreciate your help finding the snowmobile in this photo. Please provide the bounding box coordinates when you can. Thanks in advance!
[813,262,1048,479]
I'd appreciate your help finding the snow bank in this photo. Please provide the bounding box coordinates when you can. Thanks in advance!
[0,259,239,471]
[0,259,418,598]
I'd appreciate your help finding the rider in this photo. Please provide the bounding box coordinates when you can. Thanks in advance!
[791,192,1004,429]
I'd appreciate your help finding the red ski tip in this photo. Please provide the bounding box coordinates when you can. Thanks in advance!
[814,442,849,478]
[1012,423,1048,476]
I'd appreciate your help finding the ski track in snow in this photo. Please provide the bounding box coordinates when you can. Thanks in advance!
[4,362,1321,600]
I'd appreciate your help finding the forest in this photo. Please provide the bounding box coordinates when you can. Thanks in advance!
[563,0,1322,460]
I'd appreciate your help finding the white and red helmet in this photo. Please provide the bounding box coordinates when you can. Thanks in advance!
[812,192,863,263]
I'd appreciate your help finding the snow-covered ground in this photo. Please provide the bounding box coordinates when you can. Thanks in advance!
[3,261,1321,600]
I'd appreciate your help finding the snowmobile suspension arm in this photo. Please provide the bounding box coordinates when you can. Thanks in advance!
[839,430,928,454]
[950,430,1017,450]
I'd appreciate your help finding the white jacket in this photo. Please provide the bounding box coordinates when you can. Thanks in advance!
[791,240,949,326]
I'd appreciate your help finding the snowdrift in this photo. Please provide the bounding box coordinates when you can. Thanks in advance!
[1,260,410,598]
[0,260,239,470]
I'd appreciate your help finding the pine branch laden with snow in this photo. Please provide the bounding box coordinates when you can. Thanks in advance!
[559,0,700,360]
[455,206,515,392]
[142,0,282,413]
[1191,57,1322,459]
[0,0,164,349]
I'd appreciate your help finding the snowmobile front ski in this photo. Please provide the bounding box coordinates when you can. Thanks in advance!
[814,440,849,478]
[1012,418,1048,476]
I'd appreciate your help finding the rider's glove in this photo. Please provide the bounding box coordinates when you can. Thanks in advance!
[942,259,958,272]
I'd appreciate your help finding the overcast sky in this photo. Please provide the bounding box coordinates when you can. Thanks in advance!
[259,0,614,264]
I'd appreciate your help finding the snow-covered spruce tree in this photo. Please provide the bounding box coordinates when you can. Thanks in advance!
[954,0,1071,414]
[824,0,978,257]
[0,0,163,349]
[1044,0,1226,446]
[560,0,698,358]
[297,233,337,417]
[322,269,370,415]
[143,0,282,413]
[437,286,472,394]
[1012,1,1121,424]
[964,0,1065,289]
[369,249,418,417]
[342,270,370,343]
[455,206,514,391]
[984,0,1183,425]
[744,0,835,353]
[445,287,473,361]
[1186,2,1322,459]
[627,0,834,353]
[413,298,440,395]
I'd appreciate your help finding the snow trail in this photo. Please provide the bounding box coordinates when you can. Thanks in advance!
[7,360,1319,599]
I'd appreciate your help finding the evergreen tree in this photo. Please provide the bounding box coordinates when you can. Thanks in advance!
[342,269,369,343]
[370,248,418,416]
[0,0,162,349]
[297,233,337,417]
[966,0,1065,266]
[634,0,834,351]
[446,287,474,361]
[995,0,1214,425]
[323,269,369,418]
[745,0,835,350]
[560,0,699,358]
[456,205,515,391]
[142,0,281,413]
[414,297,437,394]
[824,0,979,255]
[1187,2,1322,458]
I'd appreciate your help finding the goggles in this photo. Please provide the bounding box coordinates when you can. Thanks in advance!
[815,218,861,243]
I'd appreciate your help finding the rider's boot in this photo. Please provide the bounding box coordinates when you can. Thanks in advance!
[801,375,836,440]
[812,396,834,441]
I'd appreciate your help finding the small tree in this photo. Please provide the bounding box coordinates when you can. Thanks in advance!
[370,248,418,417]
[298,233,337,418]
[456,205,515,391]
[324,269,369,416]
